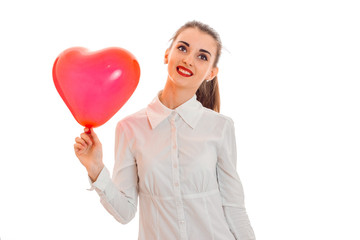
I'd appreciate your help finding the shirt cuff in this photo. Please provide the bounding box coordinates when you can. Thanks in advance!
[87,166,111,191]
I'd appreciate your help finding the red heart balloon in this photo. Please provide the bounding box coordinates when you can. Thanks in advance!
[53,47,140,128]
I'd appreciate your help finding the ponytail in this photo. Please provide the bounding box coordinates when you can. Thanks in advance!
[196,76,220,113]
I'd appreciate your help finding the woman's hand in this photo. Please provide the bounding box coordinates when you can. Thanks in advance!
[74,127,104,182]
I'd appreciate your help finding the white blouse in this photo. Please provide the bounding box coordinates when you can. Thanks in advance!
[89,92,256,240]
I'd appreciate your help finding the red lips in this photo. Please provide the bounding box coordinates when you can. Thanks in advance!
[176,66,193,77]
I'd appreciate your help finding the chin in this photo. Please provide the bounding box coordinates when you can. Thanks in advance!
[168,73,187,87]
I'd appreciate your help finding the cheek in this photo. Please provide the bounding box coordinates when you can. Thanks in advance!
[168,56,179,70]
[168,49,181,61]
[198,62,212,76]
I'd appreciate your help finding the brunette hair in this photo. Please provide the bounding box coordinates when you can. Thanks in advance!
[169,20,222,112]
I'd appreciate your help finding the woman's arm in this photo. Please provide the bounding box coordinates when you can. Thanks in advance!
[217,118,256,240]
[88,121,139,224]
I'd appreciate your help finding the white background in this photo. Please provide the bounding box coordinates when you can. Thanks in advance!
[0,0,359,239]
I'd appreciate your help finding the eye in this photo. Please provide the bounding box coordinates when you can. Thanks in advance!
[178,45,187,52]
[198,54,208,61]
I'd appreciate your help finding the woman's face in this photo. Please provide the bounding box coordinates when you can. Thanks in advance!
[164,27,219,91]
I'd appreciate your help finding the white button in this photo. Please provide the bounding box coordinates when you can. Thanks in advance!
[173,163,177,168]
[176,201,181,206]
[174,182,179,187]
[179,220,185,224]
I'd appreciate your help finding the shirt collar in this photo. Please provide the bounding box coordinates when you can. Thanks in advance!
[146,91,204,130]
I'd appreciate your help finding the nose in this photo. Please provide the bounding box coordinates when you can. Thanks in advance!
[182,54,193,67]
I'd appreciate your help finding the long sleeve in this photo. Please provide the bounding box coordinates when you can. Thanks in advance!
[88,121,139,224]
[216,118,256,240]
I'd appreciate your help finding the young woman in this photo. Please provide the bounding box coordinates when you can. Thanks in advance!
[74,21,256,240]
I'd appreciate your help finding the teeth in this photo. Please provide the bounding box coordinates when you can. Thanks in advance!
[179,68,191,75]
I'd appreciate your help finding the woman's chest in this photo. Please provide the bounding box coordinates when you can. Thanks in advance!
[133,128,219,193]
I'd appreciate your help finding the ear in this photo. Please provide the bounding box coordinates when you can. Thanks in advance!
[164,48,170,64]
[206,67,219,81]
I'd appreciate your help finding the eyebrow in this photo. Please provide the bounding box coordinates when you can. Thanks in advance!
[178,41,212,56]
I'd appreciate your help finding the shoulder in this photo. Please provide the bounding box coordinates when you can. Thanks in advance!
[121,108,147,122]
[196,107,235,139]
[201,107,235,127]
[116,107,149,130]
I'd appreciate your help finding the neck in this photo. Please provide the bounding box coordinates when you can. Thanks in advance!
[159,77,196,109]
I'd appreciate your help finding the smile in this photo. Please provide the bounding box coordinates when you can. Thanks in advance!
[177,66,193,77]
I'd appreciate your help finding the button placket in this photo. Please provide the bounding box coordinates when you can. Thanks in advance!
[170,112,188,239]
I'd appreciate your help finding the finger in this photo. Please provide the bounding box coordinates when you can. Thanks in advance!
[80,133,93,146]
[75,137,87,147]
[88,127,101,145]
[84,127,91,134]
[74,143,84,152]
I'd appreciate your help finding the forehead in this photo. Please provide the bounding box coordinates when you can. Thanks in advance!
[175,27,217,54]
